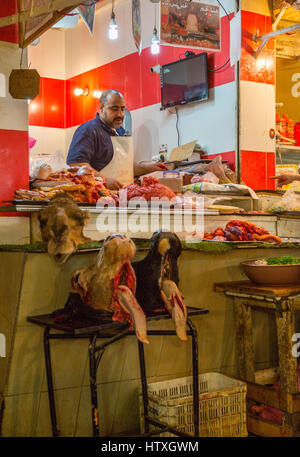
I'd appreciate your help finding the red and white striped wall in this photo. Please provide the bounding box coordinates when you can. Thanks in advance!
[28,0,237,171]
[239,0,276,190]
[0,1,30,237]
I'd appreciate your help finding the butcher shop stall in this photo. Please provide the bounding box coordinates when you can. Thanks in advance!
[1,0,300,441]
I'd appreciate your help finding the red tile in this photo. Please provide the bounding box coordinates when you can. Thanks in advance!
[207,15,235,88]
[28,78,43,127]
[96,63,111,94]
[0,129,29,206]
[81,68,99,122]
[69,74,85,127]
[241,11,256,37]
[140,47,159,108]
[159,45,175,66]
[265,49,275,85]
[124,52,141,111]
[42,78,65,128]
[110,57,125,97]
[255,13,267,39]
[65,79,72,129]
[266,152,275,190]
[240,47,256,82]
[241,150,269,190]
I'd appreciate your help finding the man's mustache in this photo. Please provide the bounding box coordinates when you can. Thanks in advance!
[114,117,124,122]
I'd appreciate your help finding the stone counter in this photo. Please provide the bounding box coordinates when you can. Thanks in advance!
[1,242,300,436]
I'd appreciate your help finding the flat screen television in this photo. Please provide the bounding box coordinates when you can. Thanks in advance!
[160,52,209,110]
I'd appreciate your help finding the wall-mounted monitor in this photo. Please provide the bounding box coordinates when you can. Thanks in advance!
[160,52,209,110]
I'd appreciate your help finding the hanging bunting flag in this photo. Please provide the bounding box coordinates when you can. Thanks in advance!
[77,2,96,36]
[132,0,142,54]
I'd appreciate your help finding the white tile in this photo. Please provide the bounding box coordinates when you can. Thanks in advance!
[131,82,237,163]
[240,81,276,152]
[0,42,28,132]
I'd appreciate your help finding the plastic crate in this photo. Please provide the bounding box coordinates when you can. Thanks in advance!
[139,372,247,437]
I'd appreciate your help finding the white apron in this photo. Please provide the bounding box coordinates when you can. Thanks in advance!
[100,136,134,186]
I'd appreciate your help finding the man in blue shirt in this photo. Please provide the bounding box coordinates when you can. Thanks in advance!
[67,89,168,189]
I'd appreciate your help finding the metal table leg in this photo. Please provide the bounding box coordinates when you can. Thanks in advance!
[89,334,101,437]
[43,327,59,437]
[187,318,199,437]
[137,339,149,434]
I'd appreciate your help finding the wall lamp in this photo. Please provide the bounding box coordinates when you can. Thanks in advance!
[74,88,89,96]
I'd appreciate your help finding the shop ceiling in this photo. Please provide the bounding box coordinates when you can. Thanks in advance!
[253,1,300,59]
[0,0,104,48]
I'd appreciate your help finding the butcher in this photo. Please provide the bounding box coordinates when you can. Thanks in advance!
[66,89,168,190]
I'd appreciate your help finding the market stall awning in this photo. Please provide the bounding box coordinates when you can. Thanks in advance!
[0,0,87,48]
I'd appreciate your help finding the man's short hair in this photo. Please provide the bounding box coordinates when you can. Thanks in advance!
[100,89,124,105]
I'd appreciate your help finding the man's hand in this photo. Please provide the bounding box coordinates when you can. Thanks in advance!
[104,177,123,190]
[134,161,169,176]
[269,174,300,187]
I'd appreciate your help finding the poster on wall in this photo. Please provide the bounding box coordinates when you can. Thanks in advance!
[77,3,96,35]
[160,0,220,51]
[132,0,142,54]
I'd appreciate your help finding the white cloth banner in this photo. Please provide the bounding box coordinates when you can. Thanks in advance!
[230,11,241,66]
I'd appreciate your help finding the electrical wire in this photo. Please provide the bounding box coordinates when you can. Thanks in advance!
[208,0,231,73]
[209,57,230,72]
[175,107,180,146]
[216,0,230,21]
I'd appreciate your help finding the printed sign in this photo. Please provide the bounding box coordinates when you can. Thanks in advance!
[161,0,220,51]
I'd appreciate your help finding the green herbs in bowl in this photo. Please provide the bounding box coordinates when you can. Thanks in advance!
[241,257,300,285]
[266,256,300,265]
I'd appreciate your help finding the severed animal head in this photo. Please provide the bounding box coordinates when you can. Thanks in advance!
[133,230,187,341]
[71,234,148,344]
[38,193,91,263]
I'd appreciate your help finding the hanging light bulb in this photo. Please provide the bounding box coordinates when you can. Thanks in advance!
[109,1,118,40]
[151,27,160,55]
[151,4,160,55]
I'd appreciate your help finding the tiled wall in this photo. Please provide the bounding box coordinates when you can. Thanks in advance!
[0,2,29,217]
[239,2,276,190]
[28,1,238,165]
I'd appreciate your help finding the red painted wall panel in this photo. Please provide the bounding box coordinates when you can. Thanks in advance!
[42,78,65,128]
[124,52,142,111]
[241,150,275,190]
[29,13,236,130]
[28,77,66,129]
[0,129,29,211]
[240,10,275,85]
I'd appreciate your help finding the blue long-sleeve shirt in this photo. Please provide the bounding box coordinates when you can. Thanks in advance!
[66,113,125,172]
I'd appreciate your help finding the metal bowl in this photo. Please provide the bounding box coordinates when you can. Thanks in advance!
[240,260,300,285]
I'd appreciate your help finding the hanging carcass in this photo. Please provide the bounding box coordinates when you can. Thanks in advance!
[133,230,187,341]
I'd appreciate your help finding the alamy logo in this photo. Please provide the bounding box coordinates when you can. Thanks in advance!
[0,333,6,358]
[292,333,300,357]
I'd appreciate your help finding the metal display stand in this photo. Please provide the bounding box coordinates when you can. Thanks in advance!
[27,306,209,437]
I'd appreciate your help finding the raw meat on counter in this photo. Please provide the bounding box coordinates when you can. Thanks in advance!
[16,164,118,203]
[122,176,176,201]
[203,220,282,243]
